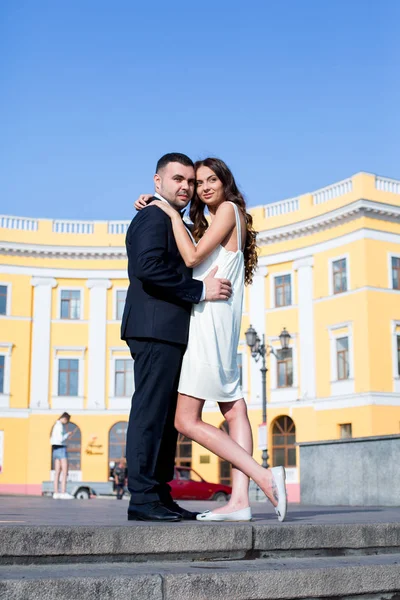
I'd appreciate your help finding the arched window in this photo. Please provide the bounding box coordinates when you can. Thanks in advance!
[109,421,128,463]
[219,421,232,485]
[272,416,296,467]
[51,422,81,470]
[175,434,192,468]
[65,422,81,470]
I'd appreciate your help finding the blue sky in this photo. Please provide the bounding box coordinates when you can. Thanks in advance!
[1,0,399,220]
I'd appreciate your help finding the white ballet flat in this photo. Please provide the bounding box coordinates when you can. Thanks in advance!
[271,466,287,522]
[196,507,252,522]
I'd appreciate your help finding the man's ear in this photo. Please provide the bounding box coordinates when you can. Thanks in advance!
[154,173,161,193]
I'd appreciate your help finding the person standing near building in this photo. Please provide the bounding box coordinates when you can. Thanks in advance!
[114,458,128,500]
[50,412,74,499]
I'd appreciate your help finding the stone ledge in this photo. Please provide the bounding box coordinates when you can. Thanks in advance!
[2,522,400,565]
[1,554,399,600]
[0,524,252,562]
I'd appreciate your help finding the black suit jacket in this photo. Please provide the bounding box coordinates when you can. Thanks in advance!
[121,202,203,345]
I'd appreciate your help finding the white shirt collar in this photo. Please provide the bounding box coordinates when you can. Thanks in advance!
[154,192,169,204]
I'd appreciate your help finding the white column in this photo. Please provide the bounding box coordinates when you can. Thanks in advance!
[30,277,57,408]
[86,279,112,409]
[293,257,316,400]
[248,266,268,405]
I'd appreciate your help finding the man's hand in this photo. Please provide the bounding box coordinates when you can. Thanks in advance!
[204,266,232,301]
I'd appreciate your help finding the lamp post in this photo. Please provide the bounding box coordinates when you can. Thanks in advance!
[245,325,291,469]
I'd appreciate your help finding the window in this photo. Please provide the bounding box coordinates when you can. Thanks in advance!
[58,359,79,396]
[237,354,243,387]
[116,290,127,320]
[340,423,352,439]
[109,422,128,463]
[176,434,192,468]
[332,258,347,294]
[60,290,81,319]
[0,356,4,394]
[115,359,134,397]
[336,337,349,380]
[0,286,7,315]
[275,275,291,307]
[392,257,400,290]
[397,335,400,376]
[277,348,293,388]
[219,421,232,485]
[272,416,296,467]
[65,422,81,470]
[189,469,202,482]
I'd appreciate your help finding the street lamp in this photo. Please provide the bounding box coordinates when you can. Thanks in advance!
[245,325,291,469]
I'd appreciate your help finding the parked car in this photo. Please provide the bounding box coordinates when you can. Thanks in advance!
[42,480,113,499]
[170,466,231,501]
[42,466,231,501]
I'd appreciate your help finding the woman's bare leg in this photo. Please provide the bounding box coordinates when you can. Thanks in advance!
[53,459,61,494]
[211,399,252,514]
[175,394,278,506]
[60,458,68,494]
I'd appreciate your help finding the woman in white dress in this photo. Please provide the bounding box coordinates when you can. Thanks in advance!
[137,158,287,522]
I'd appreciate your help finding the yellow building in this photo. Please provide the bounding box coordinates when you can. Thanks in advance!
[1,172,400,502]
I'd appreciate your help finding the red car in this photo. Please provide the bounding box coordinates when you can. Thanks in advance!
[170,466,232,501]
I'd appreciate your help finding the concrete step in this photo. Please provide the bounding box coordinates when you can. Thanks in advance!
[1,554,400,599]
[2,522,400,565]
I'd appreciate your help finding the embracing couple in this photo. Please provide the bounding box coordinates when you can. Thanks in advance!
[121,153,287,523]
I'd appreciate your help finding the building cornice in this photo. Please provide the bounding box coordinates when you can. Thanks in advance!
[0,242,127,260]
[0,199,399,258]
[257,199,400,245]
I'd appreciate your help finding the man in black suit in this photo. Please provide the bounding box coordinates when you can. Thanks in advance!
[121,153,232,522]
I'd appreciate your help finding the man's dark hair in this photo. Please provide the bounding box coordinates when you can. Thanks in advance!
[156,153,194,173]
[60,412,71,421]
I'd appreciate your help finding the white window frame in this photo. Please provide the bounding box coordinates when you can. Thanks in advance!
[52,347,85,409]
[0,343,13,408]
[391,321,400,393]
[329,253,350,296]
[388,253,400,291]
[0,282,11,317]
[57,287,84,320]
[108,348,134,410]
[270,270,294,309]
[328,322,354,396]
[269,335,298,403]
[113,287,128,321]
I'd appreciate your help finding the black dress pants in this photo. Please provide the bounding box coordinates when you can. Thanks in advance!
[126,338,185,504]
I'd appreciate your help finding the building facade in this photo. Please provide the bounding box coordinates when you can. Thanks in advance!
[1,172,400,501]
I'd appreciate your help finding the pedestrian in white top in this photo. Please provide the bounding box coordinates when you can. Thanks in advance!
[50,412,74,499]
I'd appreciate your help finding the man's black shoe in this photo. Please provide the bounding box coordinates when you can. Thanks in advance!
[163,500,199,520]
[127,501,182,522]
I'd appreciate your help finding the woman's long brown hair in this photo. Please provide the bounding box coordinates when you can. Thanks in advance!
[189,158,258,285]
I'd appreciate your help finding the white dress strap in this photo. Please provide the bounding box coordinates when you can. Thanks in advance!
[228,202,242,252]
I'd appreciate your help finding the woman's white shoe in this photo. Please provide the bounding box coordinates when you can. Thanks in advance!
[271,466,287,522]
[196,507,252,522]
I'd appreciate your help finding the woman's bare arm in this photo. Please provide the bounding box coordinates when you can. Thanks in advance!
[149,201,236,268]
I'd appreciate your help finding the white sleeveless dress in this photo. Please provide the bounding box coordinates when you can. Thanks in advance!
[178,202,244,403]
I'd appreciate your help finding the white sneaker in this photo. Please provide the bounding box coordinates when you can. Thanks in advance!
[53,493,60,499]
[196,507,252,522]
[271,466,287,522]
[58,492,74,500]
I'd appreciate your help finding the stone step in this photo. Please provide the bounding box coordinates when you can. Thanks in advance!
[2,522,400,565]
[1,554,400,599]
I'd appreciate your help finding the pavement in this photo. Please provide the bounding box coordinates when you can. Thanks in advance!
[1,494,400,526]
